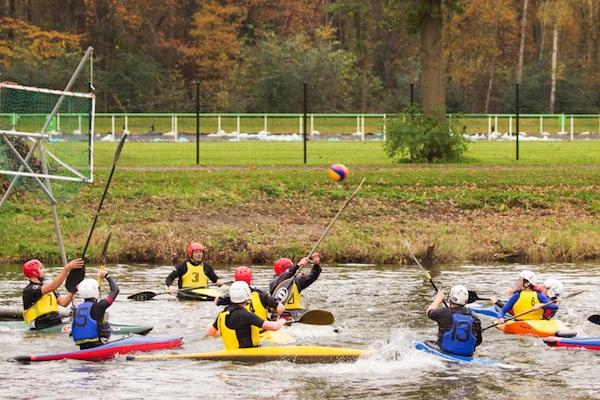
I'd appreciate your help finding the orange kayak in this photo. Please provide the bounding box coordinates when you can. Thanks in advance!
[496,319,576,338]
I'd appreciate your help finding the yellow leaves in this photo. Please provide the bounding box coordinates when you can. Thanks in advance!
[0,17,81,65]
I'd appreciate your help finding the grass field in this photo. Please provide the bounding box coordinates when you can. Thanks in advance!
[2,164,600,265]
[89,140,600,168]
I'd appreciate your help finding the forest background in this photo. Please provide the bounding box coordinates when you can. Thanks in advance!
[1,0,599,116]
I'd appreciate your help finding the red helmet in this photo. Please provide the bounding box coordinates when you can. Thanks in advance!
[234,266,252,284]
[186,242,206,258]
[274,258,293,276]
[23,259,43,279]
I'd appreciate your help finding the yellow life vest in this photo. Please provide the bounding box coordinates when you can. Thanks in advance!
[247,291,268,320]
[284,282,303,310]
[512,290,544,320]
[217,310,260,350]
[181,262,208,288]
[23,292,59,324]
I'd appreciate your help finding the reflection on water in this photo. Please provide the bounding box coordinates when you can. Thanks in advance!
[1,262,600,399]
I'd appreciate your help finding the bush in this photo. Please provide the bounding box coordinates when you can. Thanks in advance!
[384,111,468,163]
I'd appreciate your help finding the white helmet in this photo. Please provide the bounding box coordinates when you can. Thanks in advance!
[544,278,564,298]
[229,281,251,304]
[77,278,99,299]
[519,270,537,285]
[449,285,469,306]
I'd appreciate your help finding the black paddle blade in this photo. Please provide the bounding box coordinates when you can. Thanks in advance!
[588,315,600,325]
[66,267,85,293]
[127,291,159,301]
[297,310,335,325]
[467,291,479,304]
[100,231,112,264]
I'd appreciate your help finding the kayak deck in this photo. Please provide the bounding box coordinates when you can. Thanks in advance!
[176,288,223,301]
[0,320,153,336]
[13,336,184,362]
[497,319,576,338]
[128,345,366,364]
[415,341,517,370]
[544,336,600,351]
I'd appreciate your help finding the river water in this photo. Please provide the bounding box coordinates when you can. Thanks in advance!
[1,262,599,399]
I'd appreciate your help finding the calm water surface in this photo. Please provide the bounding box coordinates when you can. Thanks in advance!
[1,263,599,399]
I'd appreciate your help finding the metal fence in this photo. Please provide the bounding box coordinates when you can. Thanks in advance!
[3,112,600,166]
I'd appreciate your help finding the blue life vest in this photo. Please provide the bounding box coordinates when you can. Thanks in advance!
[71,301,99,345]
[440,312,476,356]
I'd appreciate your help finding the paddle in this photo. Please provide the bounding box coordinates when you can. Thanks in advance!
[467,290,493,304]
[66,133,128,293]
[127,282,232,301]
[482,289,584,331]
[273,177,366,305]
[97,231,112,292]
[587,315,600,325]
[285,310,335,326]
[404,239,448,307]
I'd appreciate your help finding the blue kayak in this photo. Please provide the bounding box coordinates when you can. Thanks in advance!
[466,304,508,318]
[415,341,517,369]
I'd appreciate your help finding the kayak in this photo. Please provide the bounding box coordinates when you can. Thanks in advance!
[128,345,366,363]
[0,306,71,321]
[466,304,505,318]
[13,336,183,362]
[543,336,600,351]
[415,341,517,369]
[259,329,294,344]
[176,287,223,301]
[0,320,153,336]
[497,319,576,338]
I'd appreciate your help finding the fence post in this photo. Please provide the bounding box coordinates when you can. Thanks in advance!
[196,82,200,165]
[570,115,574,141]
[515,82,520,161]
[383,114,387,141]
[174,115,178,141]
[303,82,308,164]
[487,116,492,140]
[539,115,543,134]
[111,115,115,140]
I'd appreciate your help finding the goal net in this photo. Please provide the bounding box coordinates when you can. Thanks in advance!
[0,82,95,185]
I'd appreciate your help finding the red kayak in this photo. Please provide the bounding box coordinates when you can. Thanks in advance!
[13,336,183,362]
[544,336,600,351]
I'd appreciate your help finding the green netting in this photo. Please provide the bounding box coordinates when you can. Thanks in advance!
[0,84,93,201]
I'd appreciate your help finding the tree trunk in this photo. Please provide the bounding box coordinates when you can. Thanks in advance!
[549,22,558,113]
[484,57,496,114]
[419,0,445,119]
[517,0,529,83]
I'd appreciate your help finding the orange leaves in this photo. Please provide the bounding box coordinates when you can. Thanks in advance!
[0,17,81,65]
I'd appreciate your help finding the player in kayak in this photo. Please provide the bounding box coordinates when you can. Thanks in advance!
[71,270,119,349]
[165,242,226,294]
[269,253,321,310]
[22,258,85,330]
[426,285,483,357]
[216,266,285,320]
[208,281,286,349]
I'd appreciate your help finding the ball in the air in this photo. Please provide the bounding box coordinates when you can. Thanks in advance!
[327,163,348,182]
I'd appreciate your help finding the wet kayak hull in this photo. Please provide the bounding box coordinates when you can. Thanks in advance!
[497,320,576,338]
[544,336,600,351]
[128,345,365,363]
[13,336,183,362]
[415,341,516,369]
[0,321,153,336]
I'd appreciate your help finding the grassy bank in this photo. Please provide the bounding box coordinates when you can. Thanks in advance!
[2,165,600,265]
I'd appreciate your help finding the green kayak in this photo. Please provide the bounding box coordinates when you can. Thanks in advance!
[0,320,153,336]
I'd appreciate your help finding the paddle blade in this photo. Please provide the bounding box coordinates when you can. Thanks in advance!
[66,267,85,293]
[127,291,159,301]
[298,310,335,325]
[100,231,112,263]
[588,315,600,325]
[113,132,128,163]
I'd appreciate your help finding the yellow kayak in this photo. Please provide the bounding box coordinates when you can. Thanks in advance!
[176,288,223,301]
[128,345,366,363]
[259,329,294,344]
[497,319,576,338]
